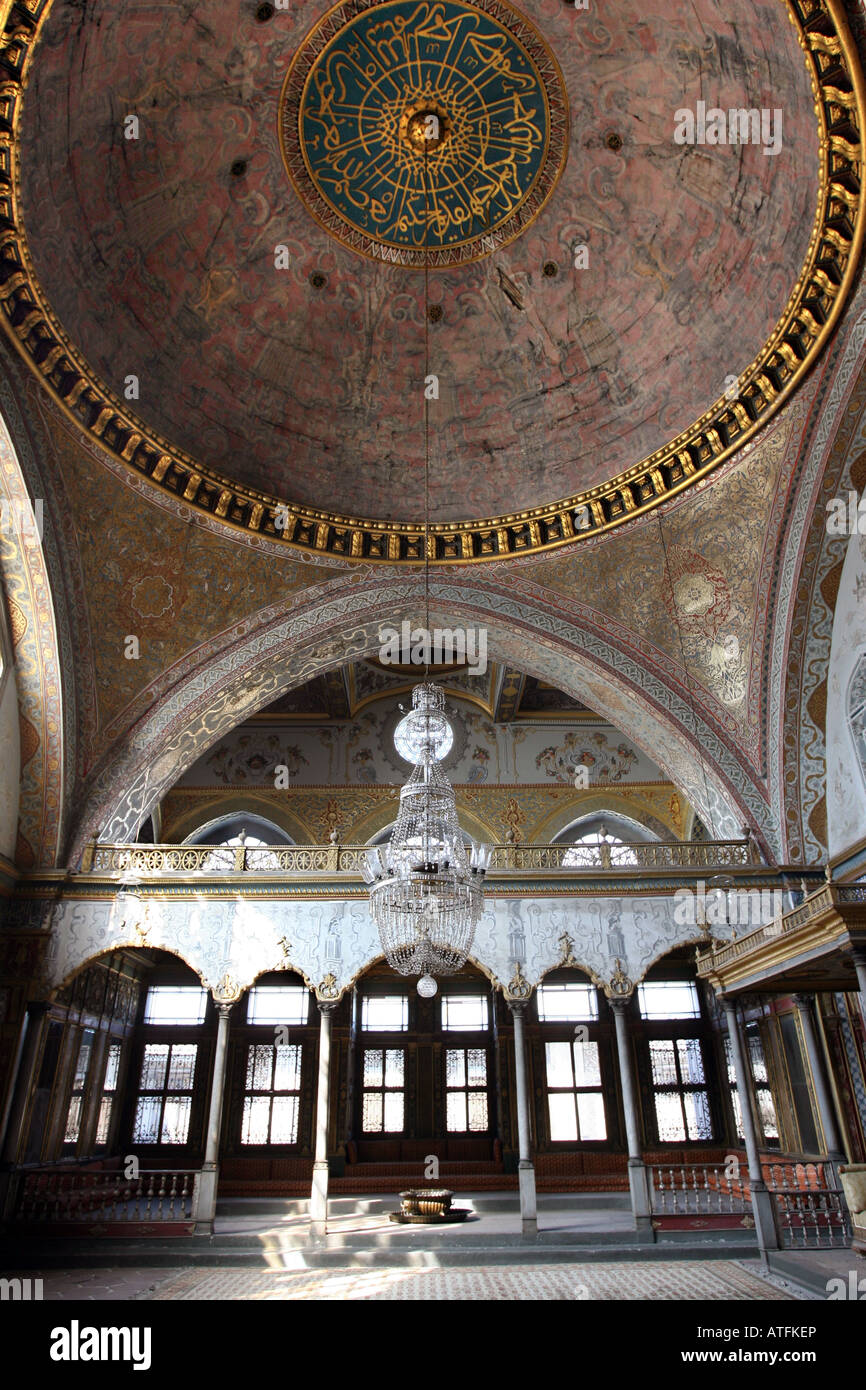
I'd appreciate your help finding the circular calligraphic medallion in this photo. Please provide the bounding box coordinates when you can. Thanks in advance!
[280,0,569,267]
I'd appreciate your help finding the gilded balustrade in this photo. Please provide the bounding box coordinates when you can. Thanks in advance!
[84,838,760,877]
[697,884,866,975]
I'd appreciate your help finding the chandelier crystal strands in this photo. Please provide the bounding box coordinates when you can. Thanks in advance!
[362,136,491,997]
[363,684,491,997]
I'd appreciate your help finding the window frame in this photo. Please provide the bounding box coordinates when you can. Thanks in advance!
[62,1026,98,1152]
[722,1026,781,1149]
[143,985,208,1027]
[246,985,310,1027]
[637,980,702,1021]
[444,1044,491,1135]
[543,1036,608,1144]
[633,972,721,1148]
[240,1042,304,1147]
[440,993,490,1033]
[131,1040,200,1147]
[94,1038,125,1150]
[360,1046,407,1135]
[646,1035,714,1144]
[536,982,599,1024]
[360,994,409,1033]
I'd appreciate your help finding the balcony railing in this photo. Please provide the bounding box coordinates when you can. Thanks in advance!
[84,837,761,877]
[696,882,866,976]
[765,1161,851,1249]
[649,1163,750,1217]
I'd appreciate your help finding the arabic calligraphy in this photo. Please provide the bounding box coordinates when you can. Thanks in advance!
[281,0,568,267]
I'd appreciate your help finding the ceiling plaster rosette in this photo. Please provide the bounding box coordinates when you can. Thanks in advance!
[0,0,863,564]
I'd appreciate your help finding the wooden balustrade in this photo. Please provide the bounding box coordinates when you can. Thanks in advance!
[649,1163,749,1217]
[764,1161,851,1249]
[14,1167,200,1228]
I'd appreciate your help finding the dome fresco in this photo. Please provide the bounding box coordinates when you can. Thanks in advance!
[7,0,854,560]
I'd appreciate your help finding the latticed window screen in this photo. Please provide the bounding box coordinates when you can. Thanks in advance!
[362,1048,405,1133]
[649,1039,712,1141]
[241,1044,302,1145]
[95,1041,122,1146]
[132,1043,197,1144]
[445,1048,489,1132]
[723,1036,745,1139]
[64,1028,96,1144]
[544,1039,606,1141]
[724,1028,780,1144]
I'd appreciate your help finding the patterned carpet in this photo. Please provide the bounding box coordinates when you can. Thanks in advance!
[138,1260,796,1302]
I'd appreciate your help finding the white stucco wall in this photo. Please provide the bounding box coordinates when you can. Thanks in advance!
[45,889,738,1002]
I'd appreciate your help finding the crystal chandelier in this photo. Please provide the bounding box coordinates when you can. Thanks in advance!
[363,684,491,996]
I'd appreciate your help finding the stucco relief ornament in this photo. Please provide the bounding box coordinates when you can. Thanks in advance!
[604,958,633,999]
[316,972,340,1000]
[129,911,151,948]
[504,795,526,845]
[277,936,292,962]
[213,972,242,1004]
[111,878,151,949]
[505,963,532,1001]
[558,931,580,968]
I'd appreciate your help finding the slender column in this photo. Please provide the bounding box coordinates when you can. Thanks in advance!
[195,1003,232,1233]
[508,1001,536,1233]
[852,949,866,1028]
[793,994,844,1158]
[310,1001,337,1237]
[722,998,778,1252]
[344,986,358,1144]
[609,998,652,1239]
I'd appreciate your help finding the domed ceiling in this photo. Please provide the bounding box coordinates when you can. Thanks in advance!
[3,0,863,562]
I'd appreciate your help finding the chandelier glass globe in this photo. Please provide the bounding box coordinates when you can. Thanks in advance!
[363,683,491,988]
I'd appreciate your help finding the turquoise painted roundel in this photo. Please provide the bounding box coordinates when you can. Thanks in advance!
[283,0,568,267]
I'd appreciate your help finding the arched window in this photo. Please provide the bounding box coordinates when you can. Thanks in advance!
[368,824,394,846]
[553,813,656,867]
[184,815,294,872]
[848,652,866,790]
[185,814,293,847]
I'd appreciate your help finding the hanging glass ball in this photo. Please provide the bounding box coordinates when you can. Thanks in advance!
[417,973,438,998]
[393,683,454,764]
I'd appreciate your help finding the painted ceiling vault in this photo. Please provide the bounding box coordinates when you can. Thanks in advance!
[0,0,865,877]
[6,0,861,555]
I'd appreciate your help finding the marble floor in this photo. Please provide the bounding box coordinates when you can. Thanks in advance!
[3,1259,801,1302]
